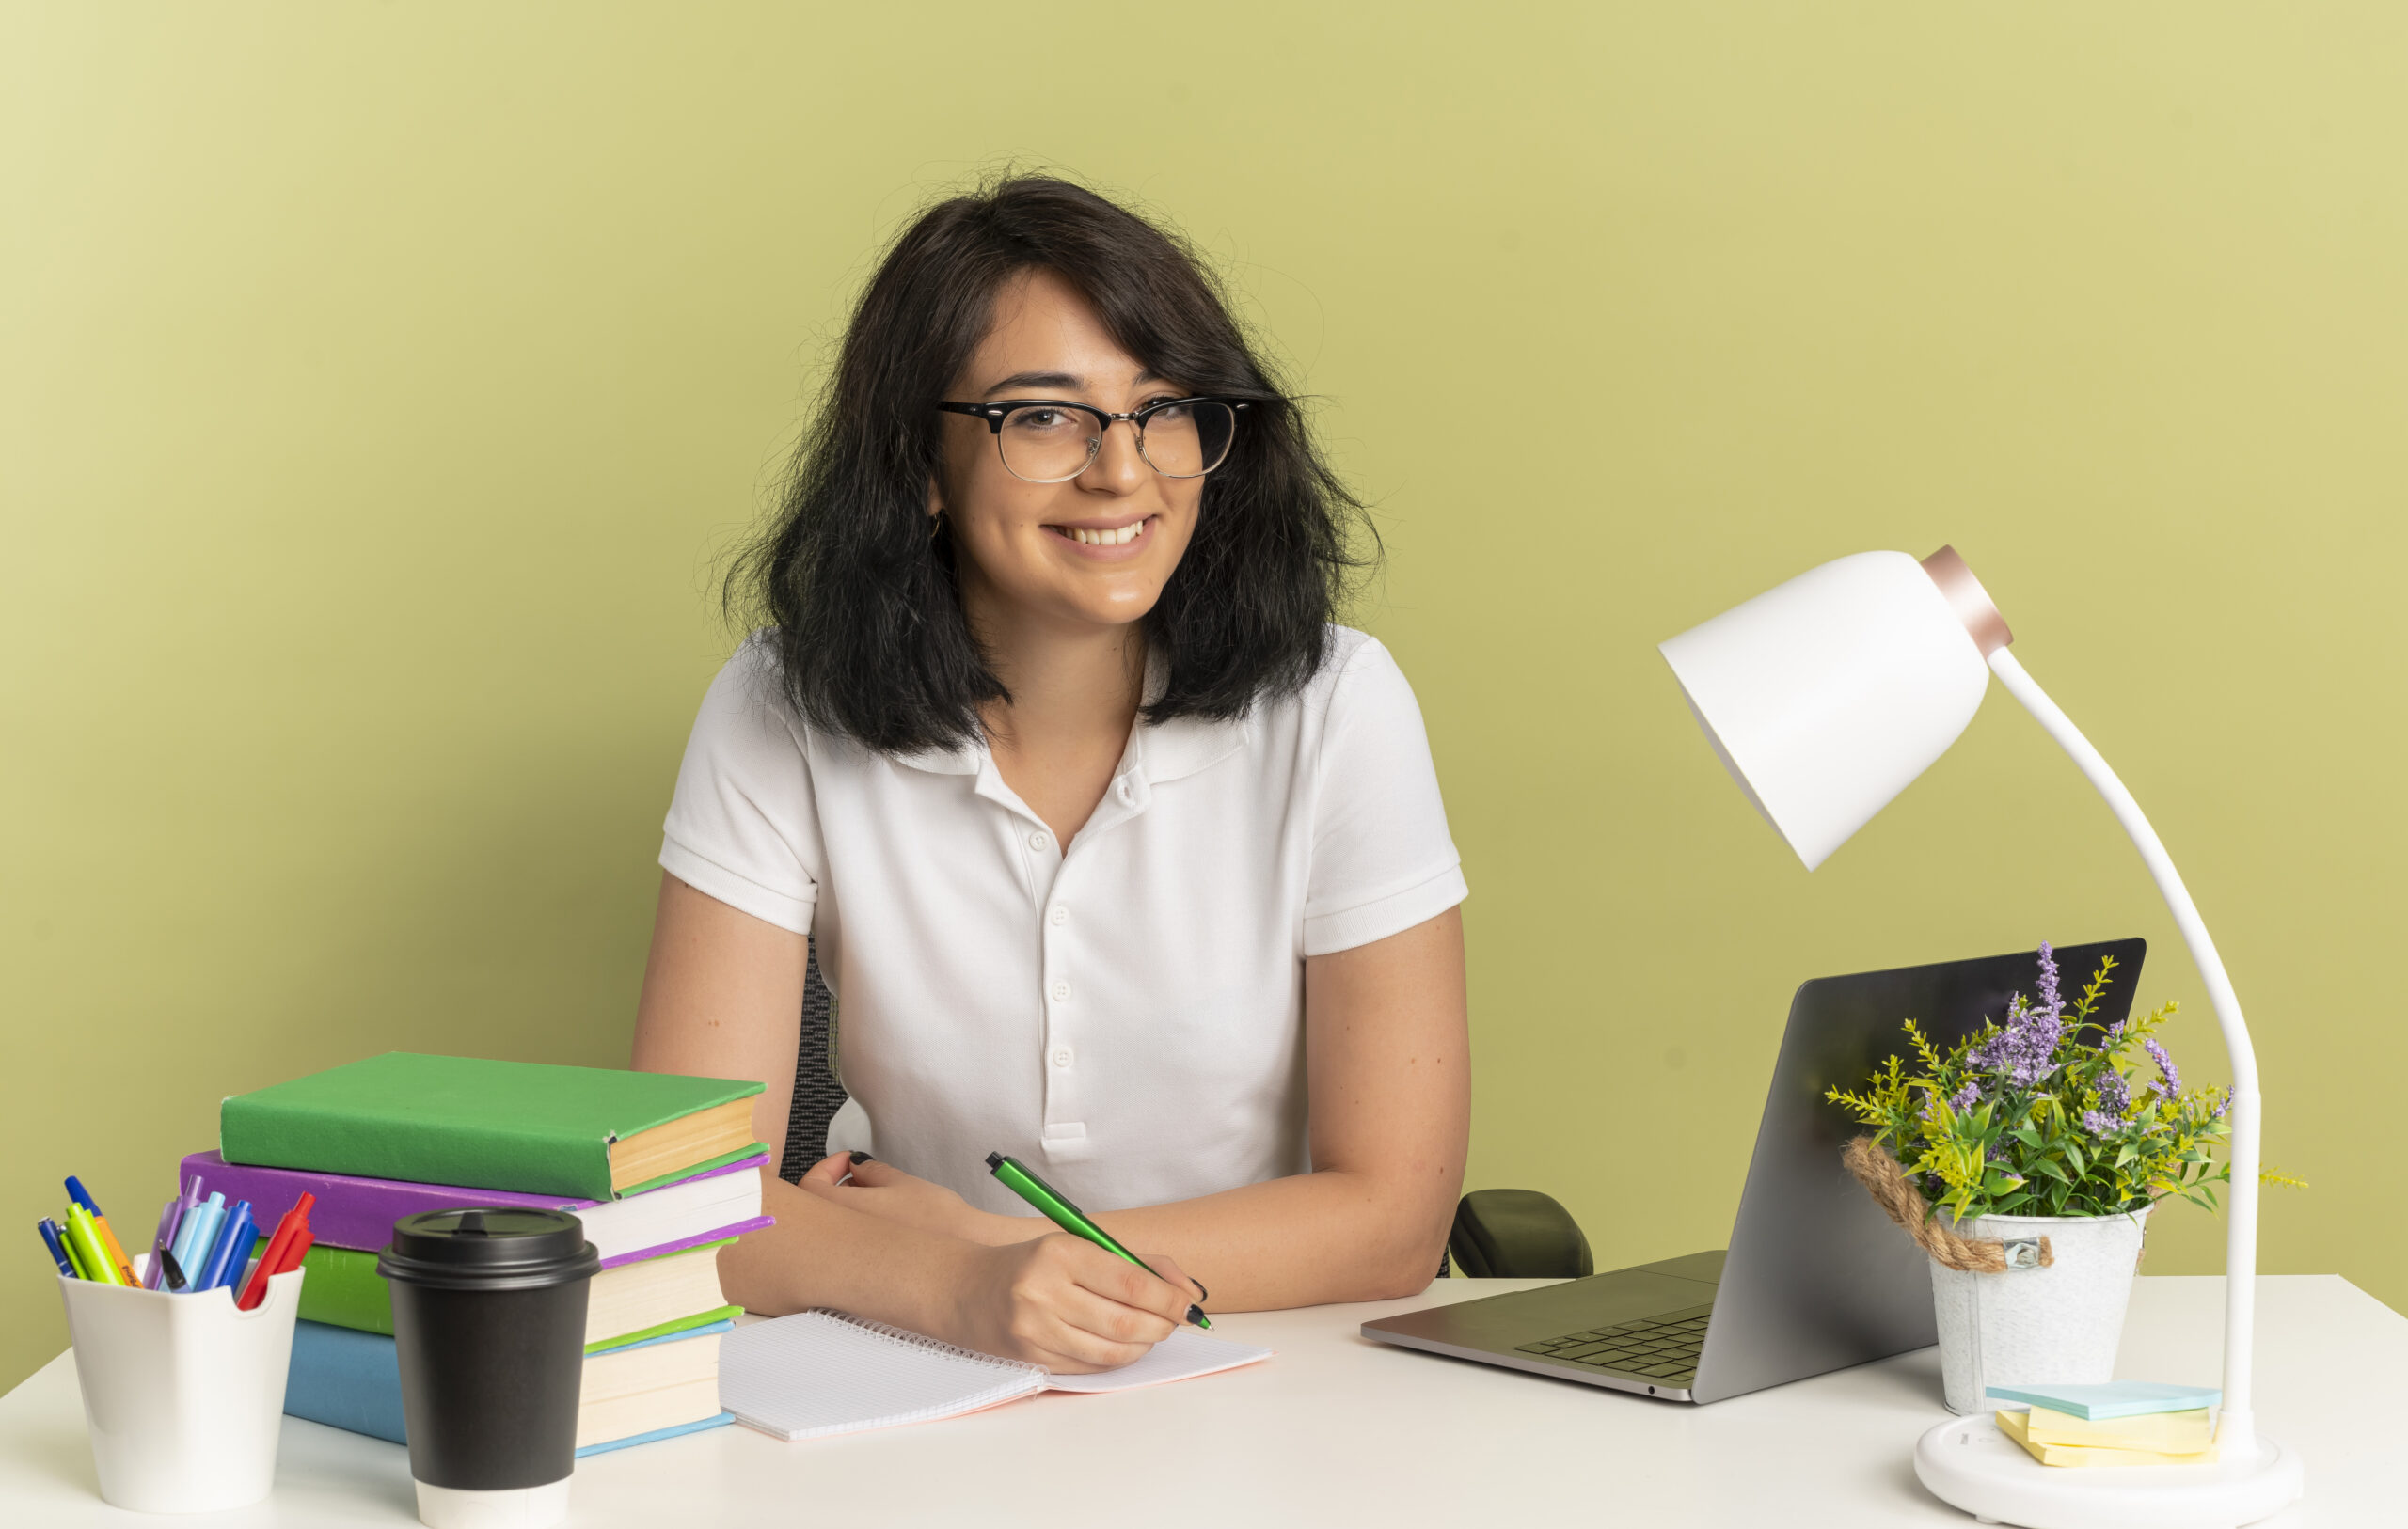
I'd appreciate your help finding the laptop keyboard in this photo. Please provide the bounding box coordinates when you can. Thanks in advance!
[1513,1302,1712,1386]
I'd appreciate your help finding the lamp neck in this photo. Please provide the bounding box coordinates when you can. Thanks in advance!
[1986,644,2263,1453]
[1921,546,2015,656]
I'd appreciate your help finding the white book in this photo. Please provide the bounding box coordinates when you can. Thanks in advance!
[587,1245,731,1347]
[578,1327,732,1451]
[578,1167,765,1264]
[577,1376,725,1452]
[584,1330,723,1406]
[721,1311,1272,1441]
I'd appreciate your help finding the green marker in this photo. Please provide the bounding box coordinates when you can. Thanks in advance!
[985,1152,1211,1330]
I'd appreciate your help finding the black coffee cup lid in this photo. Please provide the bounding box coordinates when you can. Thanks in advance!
[377,1207,600,1291]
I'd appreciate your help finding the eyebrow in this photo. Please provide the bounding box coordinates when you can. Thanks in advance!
[981,368,1166,398]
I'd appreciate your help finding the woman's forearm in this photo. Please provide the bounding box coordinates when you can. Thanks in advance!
[725,1169,1209,1373]
[1097,1167,1452,1309]
[960,1162,1453,1311]
[722,1171,975,1327]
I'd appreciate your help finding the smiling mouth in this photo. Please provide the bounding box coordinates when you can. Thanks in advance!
[1049,517,1151,547]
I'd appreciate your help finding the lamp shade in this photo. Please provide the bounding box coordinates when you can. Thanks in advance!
[1658,550,1991,870]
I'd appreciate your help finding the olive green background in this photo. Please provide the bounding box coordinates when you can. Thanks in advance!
[5,5,2400,1390]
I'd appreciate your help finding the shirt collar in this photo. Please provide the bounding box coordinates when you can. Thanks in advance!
[891,741,980,776]
[1127,647,1248,784]
[888,650,1249,785]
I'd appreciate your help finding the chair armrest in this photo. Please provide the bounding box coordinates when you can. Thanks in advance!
[1448,1189,1595,1280]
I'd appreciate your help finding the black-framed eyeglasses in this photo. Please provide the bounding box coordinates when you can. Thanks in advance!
[937,397,1246,484]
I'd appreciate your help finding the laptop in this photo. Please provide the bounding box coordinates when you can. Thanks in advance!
[1361,938,2146,1403]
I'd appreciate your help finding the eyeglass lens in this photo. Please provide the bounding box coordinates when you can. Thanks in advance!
[997,402,1237,482]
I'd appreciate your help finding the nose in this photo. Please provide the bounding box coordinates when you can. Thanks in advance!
[1076,416,1147,494]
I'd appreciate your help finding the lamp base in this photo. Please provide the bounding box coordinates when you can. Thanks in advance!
[1913,1415,2303,1528]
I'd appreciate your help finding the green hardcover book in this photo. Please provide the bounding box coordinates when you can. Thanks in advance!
[295,1240,740,1351]
[296,1246,396,1335]
[220,1052,765,1201]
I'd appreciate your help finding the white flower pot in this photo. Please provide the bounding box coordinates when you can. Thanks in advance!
[1929,1206,2148,1415]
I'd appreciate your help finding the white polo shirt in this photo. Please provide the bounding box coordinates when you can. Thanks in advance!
[657,625,1466,1217]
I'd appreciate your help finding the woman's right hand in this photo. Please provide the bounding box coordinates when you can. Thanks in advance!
[936,1233,1201,1373]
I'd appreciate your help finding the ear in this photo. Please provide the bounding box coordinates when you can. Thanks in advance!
[926,474,944,520]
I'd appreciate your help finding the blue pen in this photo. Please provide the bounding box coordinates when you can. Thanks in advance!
[196,1201,256,1292]
[38,1219,77,1277]
[215,1219,261,1294]
[169,1192,225,1281]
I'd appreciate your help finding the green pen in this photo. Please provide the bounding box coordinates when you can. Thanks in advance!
[62,1206,122,1287]
[985,1152,1211,1329]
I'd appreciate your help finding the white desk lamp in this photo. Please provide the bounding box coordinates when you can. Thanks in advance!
[1659,548,2303,1529]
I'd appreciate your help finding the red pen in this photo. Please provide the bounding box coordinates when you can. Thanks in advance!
[236,1193,314,1312]
[275,1228,315,1279]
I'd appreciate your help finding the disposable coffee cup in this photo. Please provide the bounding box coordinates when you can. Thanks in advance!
[379,1207,599,1529]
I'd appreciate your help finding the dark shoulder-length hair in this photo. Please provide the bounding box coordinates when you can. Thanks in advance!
[733,175,1371,754]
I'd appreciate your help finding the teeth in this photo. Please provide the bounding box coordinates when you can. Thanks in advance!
[1066,522,1143,546]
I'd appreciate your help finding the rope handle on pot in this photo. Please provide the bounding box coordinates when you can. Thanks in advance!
[1842,1137,2054,1274]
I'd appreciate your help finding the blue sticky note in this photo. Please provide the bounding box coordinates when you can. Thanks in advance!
[1985,1380,2223,1421]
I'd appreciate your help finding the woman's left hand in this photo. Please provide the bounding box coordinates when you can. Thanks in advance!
[796,1153,1030,1246]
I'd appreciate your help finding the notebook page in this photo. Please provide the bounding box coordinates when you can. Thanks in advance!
[722,1311,1046,1441]
[1041,1326,1274,1393]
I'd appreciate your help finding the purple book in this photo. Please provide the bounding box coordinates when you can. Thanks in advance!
[181,1149,772,1269]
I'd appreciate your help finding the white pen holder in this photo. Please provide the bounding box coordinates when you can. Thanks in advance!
[57,1257,306,1513]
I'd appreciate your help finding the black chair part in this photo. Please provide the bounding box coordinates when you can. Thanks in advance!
[1448,1188,1595,1280]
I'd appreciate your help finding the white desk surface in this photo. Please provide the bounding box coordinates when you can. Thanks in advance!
[3,1275,2400,1527]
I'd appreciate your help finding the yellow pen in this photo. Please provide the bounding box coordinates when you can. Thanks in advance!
[54,1217,96,1280]
[66,1176,142,1285]
[63,1206,125,1286]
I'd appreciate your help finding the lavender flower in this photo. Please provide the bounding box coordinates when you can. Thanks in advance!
[1949,1080,1981,1113]
[2096,1070,2130,1120]
[1964,946,2078,1087]
[2145,1038,2181,1099]
[2036,940,2061,1020]
[2081,1109,2120,1136]
[2212,1092,2231,1119]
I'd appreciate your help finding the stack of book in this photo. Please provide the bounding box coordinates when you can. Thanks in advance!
[1988,1381,2223,1468]
[205,1052,770,1456]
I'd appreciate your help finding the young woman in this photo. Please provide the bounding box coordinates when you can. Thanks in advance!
[632,177,1467,1374]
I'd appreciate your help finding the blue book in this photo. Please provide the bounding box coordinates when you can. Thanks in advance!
[284,1317,735,1452]
[576,1411,736,1457]
[1985,1380,2223,1421]
[284,1320,409,1443]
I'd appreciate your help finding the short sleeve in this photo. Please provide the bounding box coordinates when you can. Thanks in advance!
[1301,637,1468,957]
[658,637,824,935]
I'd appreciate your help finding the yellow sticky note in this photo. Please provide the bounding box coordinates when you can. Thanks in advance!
[2023,1405,2215,1454]
[1995,1409,2220,1468]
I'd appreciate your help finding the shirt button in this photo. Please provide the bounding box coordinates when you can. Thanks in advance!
[1027,830,1050,851]
[1052,1048,1074,1068]
[1049,905,1068,926]
[1051,981,1070,1002]
[1117,781,1133,804]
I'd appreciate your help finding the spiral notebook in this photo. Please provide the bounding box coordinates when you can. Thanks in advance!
[721,1310,1273,1440]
